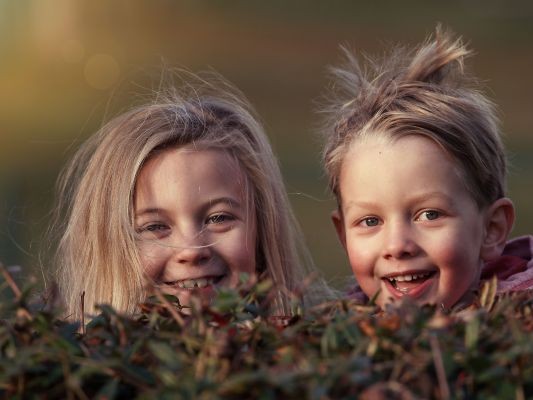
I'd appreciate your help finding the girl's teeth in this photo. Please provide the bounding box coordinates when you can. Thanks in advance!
[176,277,214,289]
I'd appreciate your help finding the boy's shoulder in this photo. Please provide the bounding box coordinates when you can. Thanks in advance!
[481,235,533,293]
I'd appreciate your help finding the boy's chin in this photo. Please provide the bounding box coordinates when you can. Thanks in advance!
[378,289,476,312]
[379,277,437,307]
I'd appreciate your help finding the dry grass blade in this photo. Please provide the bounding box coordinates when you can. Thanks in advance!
[479,276,498,311]
[429,334,450,400]
[0,262,22,300]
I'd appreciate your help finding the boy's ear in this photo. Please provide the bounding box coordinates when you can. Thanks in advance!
[480,197,515,261]
[331,209,347,250]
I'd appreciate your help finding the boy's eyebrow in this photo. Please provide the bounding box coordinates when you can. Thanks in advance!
[408,191,457,206]
[343,200,377,213]
[343,191,457,213]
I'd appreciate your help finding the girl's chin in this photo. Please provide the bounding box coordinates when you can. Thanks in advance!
[173,285,218,308]
[157,272,257,307]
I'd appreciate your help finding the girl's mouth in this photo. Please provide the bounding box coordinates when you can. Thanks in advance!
[383,271,436,298]
[164,274,226,290]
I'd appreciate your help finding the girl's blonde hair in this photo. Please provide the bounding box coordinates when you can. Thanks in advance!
[322,27,507,208]
[51,74,328,321]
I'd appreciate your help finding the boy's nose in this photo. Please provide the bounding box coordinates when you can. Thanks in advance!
[382,221,419,260]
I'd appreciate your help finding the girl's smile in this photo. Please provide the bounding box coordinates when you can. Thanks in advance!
[134,147,257,306]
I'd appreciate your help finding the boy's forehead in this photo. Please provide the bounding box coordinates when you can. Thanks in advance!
[339,134,476,204]
[346,132,461,173]
[349,130,394,148]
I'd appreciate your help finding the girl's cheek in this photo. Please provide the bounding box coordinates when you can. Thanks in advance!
[138,243,165,279]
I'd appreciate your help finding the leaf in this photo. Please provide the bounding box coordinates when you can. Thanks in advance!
[94,378,119,400]
[465,315,480,351]
[147,341,182,368]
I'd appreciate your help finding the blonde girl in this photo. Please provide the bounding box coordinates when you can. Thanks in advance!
[50,74,327,321]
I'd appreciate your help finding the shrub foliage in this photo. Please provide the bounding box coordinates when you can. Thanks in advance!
[1,265,533,399]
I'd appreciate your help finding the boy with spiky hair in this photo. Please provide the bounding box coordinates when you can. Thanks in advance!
[321,28,533,309]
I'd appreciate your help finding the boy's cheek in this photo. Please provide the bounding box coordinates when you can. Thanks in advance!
[347,252,377,287]
[345,239,372,269]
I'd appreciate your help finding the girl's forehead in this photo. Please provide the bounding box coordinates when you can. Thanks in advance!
[146,145,240,173]
[136,146,252,205]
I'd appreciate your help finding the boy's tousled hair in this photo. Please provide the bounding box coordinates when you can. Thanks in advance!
[322,27,507,208]
[50,73,329,321]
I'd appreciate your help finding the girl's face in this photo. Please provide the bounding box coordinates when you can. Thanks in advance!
[333,135,488,309]
[134,147,256,306]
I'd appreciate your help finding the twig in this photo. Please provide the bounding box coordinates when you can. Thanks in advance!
[430,334,450,400]
[0,262,22,300]
[81,291,86,335]
[154,289,185,326]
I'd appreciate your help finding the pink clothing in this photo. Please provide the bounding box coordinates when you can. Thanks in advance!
[347,235,533,303]
[481,235,533,293]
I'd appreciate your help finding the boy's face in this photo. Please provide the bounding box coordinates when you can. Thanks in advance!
[134,147,257,307]
[333,134,488,309]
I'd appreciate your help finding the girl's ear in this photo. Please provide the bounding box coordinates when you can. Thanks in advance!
[480,197,515,261]
[331,209,347,250]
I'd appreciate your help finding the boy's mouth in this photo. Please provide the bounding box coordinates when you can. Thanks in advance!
[383,271,436,296]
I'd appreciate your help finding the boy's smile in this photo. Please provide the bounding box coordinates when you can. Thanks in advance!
[333,135,489,309]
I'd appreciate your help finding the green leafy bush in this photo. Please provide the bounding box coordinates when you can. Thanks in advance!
[1,264,533,399]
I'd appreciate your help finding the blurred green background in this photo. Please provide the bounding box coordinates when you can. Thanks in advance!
[1,1,532,289]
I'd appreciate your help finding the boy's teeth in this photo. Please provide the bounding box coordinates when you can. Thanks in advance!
[176,277,214,289]
[389,272,431,283]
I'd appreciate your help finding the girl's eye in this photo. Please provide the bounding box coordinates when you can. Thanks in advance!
[145,224,169,232]
[358,217,380,227]
[137,223,170,235]
[418,210,441,221]
[206,213,234,225]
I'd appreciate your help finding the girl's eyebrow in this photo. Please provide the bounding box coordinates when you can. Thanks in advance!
[135,197,243,218]
[206,197,242,209]
[135,208,165,218]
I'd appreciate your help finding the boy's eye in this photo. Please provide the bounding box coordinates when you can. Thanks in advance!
[418,210,441,221]
[359,217,380,227]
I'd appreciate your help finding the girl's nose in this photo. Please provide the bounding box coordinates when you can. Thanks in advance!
[172,232,212,266]
[382,221,420,260]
